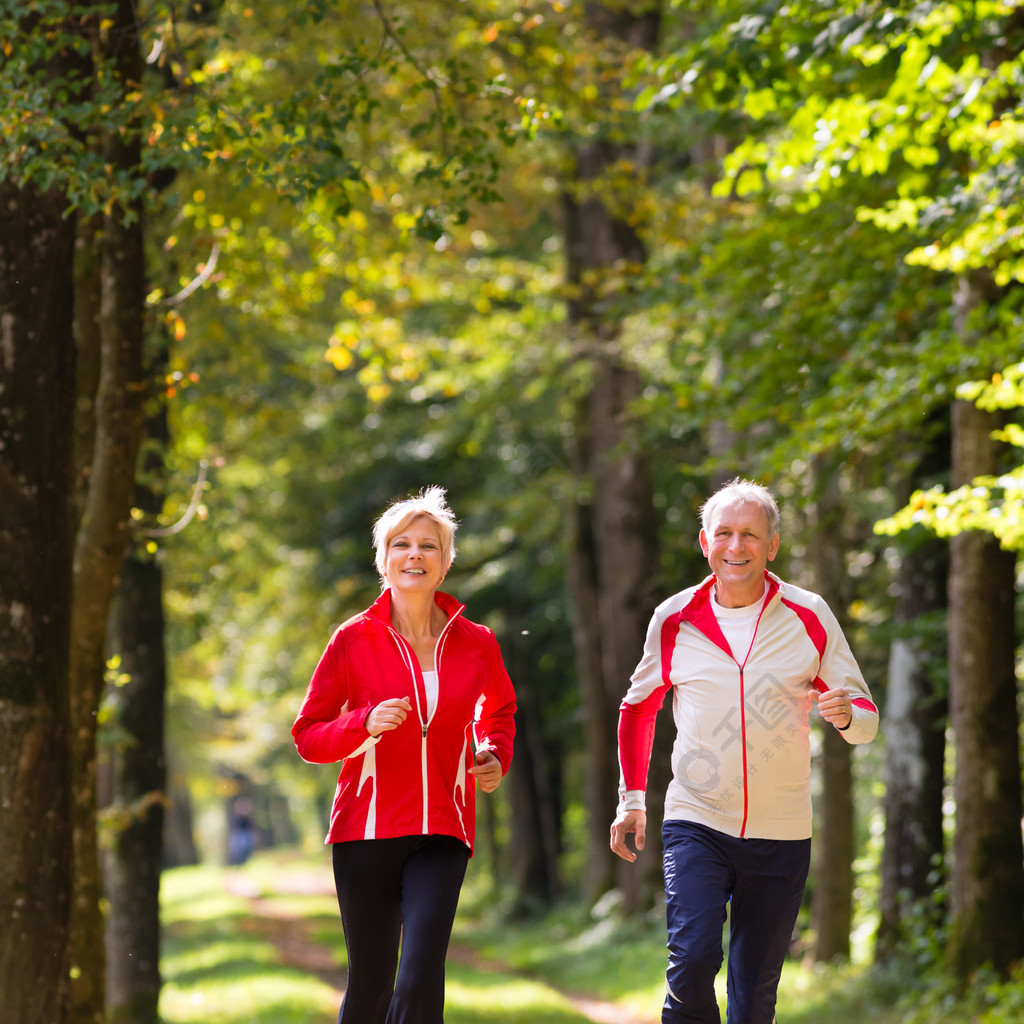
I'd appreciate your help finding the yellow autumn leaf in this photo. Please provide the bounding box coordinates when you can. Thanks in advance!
[326,346,353,371]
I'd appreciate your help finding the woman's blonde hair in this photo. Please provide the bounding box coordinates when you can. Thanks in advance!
[372,486,459,582]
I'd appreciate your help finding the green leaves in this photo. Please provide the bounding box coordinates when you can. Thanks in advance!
[2,0,523,230]
[0,1,139,213]
[877,362,1024,549]
[705,0,1024,288]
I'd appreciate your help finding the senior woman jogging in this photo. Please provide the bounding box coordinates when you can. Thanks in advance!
[293,486,517,1024]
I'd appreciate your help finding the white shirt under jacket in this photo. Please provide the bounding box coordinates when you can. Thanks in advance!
[616,571,878,841]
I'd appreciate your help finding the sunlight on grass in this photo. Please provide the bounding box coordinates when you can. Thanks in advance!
[161,972,339,1024]
[160,857,340,1024]
[773,958,907,1024]
[232,846,334,893]
[167,935,274,979]
[452,882,668,1003]
[161,866,247,926]
[444,963,595,1023]
[159,851,608,1024]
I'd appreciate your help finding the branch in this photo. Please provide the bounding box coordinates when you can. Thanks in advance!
[163,242,220,307]
[371,0,450,154]
[140,458,211,537]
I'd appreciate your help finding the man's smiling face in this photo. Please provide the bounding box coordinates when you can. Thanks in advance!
[699,500,780,608]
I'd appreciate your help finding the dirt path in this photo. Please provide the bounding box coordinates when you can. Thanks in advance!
[230,871,347,999]
[226,870,658,1024]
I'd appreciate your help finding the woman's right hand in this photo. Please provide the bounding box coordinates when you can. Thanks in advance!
[365,697,413,737]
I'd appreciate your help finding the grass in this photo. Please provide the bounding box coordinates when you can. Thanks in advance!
[160,850,598,1024]
[160,848,1024,1024]
[160,861,341,1023]
[444,965,602,1024]
[450,882,670,1018]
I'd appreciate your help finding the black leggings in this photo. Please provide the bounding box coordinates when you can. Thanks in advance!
[332,834,470,1024]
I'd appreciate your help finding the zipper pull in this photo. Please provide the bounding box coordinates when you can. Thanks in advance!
[422,724,427,737]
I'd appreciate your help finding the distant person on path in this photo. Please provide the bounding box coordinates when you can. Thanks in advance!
[227,797,255,866]
[610,478,878,1024]
[293,486,517,1024]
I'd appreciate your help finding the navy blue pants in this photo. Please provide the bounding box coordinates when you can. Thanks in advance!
[332,834,469,1024]
[661,821,811,1024]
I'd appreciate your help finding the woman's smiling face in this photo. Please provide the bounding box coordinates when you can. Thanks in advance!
[384,515,446,593]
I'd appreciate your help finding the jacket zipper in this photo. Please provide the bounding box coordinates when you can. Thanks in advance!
[386,613,459,834]
[738,666,749,836]
[735,592,772,838]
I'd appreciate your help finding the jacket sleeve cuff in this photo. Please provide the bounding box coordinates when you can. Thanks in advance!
[617,789,646,815]
[836,705,879,744]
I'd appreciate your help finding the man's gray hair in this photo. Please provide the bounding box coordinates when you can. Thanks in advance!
[700,478,780,538]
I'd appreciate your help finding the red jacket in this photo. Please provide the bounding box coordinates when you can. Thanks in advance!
[292,589,516,852]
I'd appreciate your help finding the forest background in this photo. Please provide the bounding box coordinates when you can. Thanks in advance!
[2,1,1024,1023]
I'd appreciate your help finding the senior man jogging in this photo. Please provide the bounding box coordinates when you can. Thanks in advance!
[611,478,878,1024]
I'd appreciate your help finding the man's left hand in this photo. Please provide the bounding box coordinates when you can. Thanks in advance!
[814,686,854,729]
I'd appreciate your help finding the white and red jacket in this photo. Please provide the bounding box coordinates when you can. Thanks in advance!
[617,571,877,841]
[292,589,516,852]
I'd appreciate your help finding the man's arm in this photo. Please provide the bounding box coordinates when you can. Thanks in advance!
[817,611,879,744]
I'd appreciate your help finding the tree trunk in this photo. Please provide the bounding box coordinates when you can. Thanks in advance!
[807,456,854,962]
[875,530,948,961]
[103,381,170,1023]
[103,549,166,1024]
[565,350,659,905]
[0,177,78,1024]
[503,615,562,913]
[163,768,200,869]
[947,394,1024,979]
[813,727,853,960]
[562,0,663,912]
[507,691,562,912]
[73,212,103,525]
[69,5,148,1019]
[564,225,664,915]
[566,492,617,899]
[943,274,1024,980]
